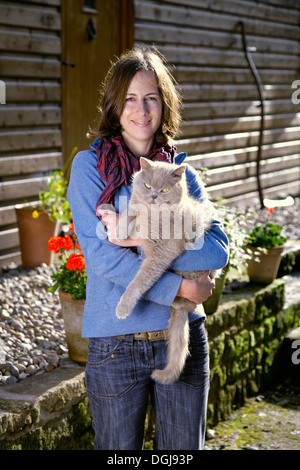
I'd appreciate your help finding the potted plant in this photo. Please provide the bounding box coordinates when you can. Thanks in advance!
[48,224,88,363]
[15,170,72,268]
[244,222,287,283]
[203,202,256,313]
[15,147,78,268]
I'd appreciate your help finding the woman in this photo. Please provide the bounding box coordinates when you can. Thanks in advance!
[67,47,229,450]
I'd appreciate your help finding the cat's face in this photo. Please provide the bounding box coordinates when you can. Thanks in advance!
[132,158,186,206]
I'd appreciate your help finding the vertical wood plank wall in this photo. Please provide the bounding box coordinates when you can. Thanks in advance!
[134,0,300,206]
[0,0,62,267]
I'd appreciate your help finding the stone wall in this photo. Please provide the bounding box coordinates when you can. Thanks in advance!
[0,274,299,449]
[206,276,300,427]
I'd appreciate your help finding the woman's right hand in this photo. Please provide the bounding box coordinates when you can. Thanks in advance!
[177,270,215,304]
[98,209,141,247]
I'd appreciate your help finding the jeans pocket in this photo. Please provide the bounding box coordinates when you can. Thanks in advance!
[85,337,137,400]
[179,320,210,388]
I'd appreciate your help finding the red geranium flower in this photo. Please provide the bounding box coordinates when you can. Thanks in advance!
[48,235,74,253]
[48,229,86,300]
[64,234,75,250]
[66,253,85,272]
[47,236,61,253]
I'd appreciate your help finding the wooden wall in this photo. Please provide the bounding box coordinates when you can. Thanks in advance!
[134,0,300,206]
[0,0,62,267]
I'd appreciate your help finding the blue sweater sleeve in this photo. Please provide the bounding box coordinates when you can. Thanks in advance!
[67,150,182,307]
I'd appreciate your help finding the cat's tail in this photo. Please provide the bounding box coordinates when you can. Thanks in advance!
[151,308,189,384]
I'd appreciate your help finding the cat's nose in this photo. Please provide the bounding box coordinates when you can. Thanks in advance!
[151,194,158,204]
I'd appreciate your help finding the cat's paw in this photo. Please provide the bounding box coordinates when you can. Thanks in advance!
[116,300,132,319]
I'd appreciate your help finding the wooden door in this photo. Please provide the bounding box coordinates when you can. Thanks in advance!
[61,0,133,162]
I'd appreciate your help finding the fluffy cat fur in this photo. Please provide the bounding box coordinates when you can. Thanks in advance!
[115,158,218,383]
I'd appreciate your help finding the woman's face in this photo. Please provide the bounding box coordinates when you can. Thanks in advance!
[120,70,163,157]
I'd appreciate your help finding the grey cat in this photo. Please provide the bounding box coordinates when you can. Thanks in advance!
[115,158,218,383]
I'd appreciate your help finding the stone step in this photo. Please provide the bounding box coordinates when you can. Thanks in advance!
[0,360,93,450]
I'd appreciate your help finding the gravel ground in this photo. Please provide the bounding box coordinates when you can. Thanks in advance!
[242,195,300,240]
[0,264,68,385]
[205,383,300,450]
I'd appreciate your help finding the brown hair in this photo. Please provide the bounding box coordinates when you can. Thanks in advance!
[90,47,182,145]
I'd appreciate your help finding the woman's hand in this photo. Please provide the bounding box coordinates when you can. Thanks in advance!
[98,209,141,247]
[98,209,119,241]
[177,270,215,304]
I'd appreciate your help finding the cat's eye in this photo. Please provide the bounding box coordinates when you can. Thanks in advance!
[161,188,170,193]
[144,183,151,189]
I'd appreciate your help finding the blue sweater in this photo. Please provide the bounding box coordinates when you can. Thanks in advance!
[67,139,229,338]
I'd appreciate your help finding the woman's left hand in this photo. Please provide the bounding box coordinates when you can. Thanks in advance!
[177,270,215,304]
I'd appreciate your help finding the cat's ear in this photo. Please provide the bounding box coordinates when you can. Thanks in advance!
[140,157,152,170]
[172,165,186,179]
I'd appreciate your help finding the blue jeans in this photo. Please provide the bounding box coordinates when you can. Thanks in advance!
[85,318,210,450]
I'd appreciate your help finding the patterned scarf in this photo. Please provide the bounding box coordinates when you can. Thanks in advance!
[95,135,176,215]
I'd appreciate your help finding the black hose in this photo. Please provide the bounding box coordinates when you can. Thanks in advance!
[239,21,265,208]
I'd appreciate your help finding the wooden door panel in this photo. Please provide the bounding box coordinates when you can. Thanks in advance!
[62,0,133,161]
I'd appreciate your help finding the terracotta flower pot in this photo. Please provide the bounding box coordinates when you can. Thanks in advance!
[15,206,60,268]
[246,245,285,284]
[58,290,88,363]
